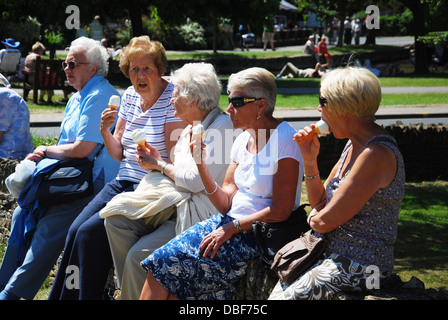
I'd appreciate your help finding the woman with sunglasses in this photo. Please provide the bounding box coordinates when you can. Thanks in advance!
[269,66,405,300]
[0,37,120,300]
[49,36,186,300]
[139,67,304,300]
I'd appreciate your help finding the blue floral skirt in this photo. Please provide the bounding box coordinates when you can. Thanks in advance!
[141,214,258,300]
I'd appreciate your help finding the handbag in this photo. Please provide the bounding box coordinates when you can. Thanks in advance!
[270,229,327,285]
[252,204,310,265]
[36,144,104,207]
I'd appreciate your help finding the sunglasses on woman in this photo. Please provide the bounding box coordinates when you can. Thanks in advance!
[319,96,327,106]
[62,60,90,70]
[228,96,261,108]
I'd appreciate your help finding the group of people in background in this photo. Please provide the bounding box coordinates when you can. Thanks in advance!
[329,16,363,46]
[0,33,405,301]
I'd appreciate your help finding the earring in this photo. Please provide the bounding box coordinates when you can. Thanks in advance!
[257,114,261,119]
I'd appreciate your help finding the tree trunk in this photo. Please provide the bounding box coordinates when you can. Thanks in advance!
[399,0,428,73]
[128,3,143,37]
[411,6,427,73]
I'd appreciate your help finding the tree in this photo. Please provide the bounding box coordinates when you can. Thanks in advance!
[153,0,280,53]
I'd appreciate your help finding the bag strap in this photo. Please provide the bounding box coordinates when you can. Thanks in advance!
[56,123,115,163]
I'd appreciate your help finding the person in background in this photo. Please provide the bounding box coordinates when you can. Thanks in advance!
[277,62,327,79]
[317,35,332,68]
[139,67,303,300]
[0,38,20,63]
[0,74,33,160]
[262,15,275,51]
[269,66,405,300]
[23,41,54,104]
[102,62,235,300]
[49,35,186,300]
[304,35,319,63]
[0,36,120,300]
[353,19,362,45]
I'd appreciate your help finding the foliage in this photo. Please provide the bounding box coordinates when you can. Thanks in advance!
[178,21,207,49]
[44,29,65,47]
[0,16,41,52]
[376,9,414,36]
[142,8,166,43]
[418,31,448,46]
[116,25,131,47]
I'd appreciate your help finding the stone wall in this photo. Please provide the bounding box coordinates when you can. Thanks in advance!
[317,123,448,182]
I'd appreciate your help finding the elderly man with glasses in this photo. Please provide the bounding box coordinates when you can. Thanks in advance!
[0,37,120,300]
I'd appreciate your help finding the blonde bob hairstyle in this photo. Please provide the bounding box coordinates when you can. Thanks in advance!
[170,62,222,112]
[119,35,167,78]
[227,67,277,116]
[320,66,382,118]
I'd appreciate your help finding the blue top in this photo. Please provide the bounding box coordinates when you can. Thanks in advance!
[59,74,120,184]
[0,87,34,160]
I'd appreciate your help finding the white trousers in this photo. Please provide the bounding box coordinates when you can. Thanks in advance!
[104,214,176,300]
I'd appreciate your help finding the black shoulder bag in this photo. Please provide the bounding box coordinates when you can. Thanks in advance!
[36,144,104,207]
[252,204,311,265]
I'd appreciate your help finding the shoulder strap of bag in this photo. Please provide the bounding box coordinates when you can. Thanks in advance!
[56,124,115,163]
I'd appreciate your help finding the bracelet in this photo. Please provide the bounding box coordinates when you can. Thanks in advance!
[307,213,315,225]
[234,219,243,233]
[160,162,168,175]
[304,171,320,180]
[204,181,218,195]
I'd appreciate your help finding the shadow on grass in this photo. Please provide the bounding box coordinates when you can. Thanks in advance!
[395,182,448,271]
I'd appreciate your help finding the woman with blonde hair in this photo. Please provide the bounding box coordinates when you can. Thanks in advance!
[269,66,405,300]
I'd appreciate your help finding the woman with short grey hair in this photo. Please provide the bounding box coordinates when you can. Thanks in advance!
[102,62,235,300]
[68,36,109,77]
[0,36,120,301]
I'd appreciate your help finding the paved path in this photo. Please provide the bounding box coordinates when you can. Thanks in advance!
[29,104,448,124]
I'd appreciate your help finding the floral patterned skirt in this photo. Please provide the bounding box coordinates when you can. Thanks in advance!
[269,252,391,300]
[141,214,258,300]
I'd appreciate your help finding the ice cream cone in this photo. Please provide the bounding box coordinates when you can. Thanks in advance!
[108,95,120,110]
[293,119,329,142]
[192,124,205,142]
[132,129,147,151]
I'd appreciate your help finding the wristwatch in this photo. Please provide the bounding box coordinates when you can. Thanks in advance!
[43,147,48,157]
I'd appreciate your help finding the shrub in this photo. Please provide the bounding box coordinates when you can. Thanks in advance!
[0,16,41,52]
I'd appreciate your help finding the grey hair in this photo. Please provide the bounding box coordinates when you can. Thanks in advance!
[170,62,222,112]
[227,67,277,116]
[68,36,109,77]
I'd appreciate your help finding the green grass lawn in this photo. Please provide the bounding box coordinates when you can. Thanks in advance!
[394,181,448,290]
[217,92,448,109]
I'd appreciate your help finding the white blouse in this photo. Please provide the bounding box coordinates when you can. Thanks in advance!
[228,121,303,219]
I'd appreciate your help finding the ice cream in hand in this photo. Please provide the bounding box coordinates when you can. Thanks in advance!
[293,119,329,142]
[192,124,205,142]
[313,119,329,134]
[132,129,147,151]
[108,95,120,110]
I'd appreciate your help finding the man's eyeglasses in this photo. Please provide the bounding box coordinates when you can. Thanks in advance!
[228,96,261,108]
[62,60,90,70]
[319,96,327,106]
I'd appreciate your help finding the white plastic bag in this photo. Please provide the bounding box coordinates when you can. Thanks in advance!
[5,159,36,198]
